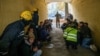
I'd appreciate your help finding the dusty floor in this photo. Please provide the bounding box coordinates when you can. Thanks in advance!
[42,28,99,56]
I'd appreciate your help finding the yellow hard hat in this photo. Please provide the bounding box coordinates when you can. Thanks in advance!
[20,11,32,21]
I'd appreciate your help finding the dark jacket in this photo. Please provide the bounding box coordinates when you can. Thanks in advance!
[83,26,92,38]
[37,25,43,40]
[0,20,25,56]
[32,11,39,26]
[18,39,33,56]
[40,27,49,41]
[31,11,39,41]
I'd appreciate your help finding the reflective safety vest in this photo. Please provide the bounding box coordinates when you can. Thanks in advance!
[63,27,78,42]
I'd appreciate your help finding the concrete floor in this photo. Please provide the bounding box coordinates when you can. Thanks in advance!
[43,28,99,56]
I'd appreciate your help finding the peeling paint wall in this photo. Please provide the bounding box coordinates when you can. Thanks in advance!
[71,0,100,49]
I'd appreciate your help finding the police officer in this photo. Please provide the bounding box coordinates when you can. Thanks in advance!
[63,23,78,49]
[0,10,32,56]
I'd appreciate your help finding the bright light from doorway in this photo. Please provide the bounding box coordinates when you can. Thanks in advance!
[47,2,65,19]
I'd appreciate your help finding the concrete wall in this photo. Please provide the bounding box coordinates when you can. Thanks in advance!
[0,0,47,35]
[0,0,24,35]
[71,0,100,49]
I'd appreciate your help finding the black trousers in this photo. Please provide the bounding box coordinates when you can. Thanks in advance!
[65,40,78,49]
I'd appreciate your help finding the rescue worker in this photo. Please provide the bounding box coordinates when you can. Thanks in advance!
[55,11,61,28]
[0,10,32,56]
[63,23,78,49]
[30,8,39,41]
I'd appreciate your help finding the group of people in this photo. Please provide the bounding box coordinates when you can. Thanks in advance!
[0,9,93,56]
[0,10,53,56]
[37,19,52,43]
[20,19,52,56]
[62,15,92,50]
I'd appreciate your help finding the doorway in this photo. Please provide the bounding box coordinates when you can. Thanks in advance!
[47,2,65,27]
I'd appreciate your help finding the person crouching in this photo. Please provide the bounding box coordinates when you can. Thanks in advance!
[63,23,78,50]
